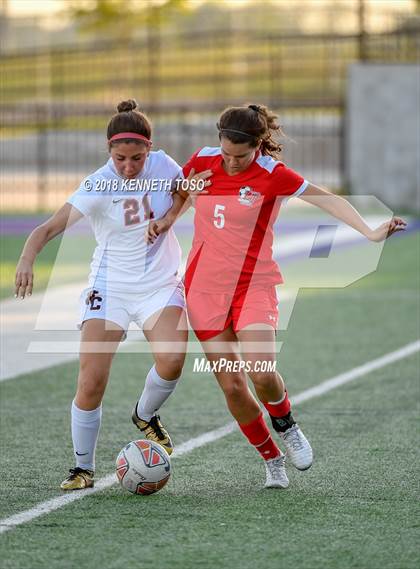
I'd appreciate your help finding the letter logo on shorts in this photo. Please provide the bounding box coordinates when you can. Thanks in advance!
[85,289,102,311]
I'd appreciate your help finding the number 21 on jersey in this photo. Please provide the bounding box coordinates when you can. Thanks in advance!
[124,196,154,226]
[213,204,225,229]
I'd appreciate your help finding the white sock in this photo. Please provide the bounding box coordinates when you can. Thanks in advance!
[136,366,179,422]
[71,400,102,472]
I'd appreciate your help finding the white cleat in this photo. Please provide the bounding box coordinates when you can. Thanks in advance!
[280,424,313,471]
[264,455,289,489]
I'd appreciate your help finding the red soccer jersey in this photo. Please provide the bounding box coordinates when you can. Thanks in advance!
[183,147,308,295]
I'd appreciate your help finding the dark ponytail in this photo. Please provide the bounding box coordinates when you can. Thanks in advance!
[217,104,284,159]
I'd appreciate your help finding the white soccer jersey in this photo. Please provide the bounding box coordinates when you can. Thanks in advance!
[67,150,183,294]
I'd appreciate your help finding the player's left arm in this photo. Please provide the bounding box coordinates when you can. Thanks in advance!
[299,183,407,242]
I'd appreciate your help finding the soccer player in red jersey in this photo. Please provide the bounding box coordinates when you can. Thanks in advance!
[149,104,406,488]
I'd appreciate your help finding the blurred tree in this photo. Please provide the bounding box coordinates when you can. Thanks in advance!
[65,0,190,107]
[66,0,189,40]
[396,0,420,31]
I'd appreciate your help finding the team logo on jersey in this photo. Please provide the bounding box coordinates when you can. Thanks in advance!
[238,186,261,206]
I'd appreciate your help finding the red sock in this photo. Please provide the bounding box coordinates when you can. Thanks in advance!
[263,390,291,418]
[239,412,280,461]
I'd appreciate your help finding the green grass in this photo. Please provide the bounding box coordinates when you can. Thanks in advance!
[1,235,58,299]
[0,234,94,300]
[0,233,419,568]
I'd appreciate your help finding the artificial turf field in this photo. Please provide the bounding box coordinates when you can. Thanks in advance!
[0,231,419,569]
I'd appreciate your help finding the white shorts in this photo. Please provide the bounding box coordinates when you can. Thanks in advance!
[78,280,185,335]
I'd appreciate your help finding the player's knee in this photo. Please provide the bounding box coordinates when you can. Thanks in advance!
[249,371,277,391]
[155,353,185,379]
[221,374,247,401]
[77,366,108,400]
[76,383,105,408]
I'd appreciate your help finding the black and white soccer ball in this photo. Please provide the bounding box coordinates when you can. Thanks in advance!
[116,439,171,495]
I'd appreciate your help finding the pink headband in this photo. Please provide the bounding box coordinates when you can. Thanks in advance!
[108,132,152,146]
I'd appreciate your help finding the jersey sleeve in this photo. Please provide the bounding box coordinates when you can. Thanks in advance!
[67,177,107,217]
[182,149,202,178]
[272,163,308,198]
[163,152,183,181]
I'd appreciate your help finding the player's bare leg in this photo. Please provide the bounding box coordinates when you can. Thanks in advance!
[143,306,187,379]
[201,326,261,423]
[133,306,188,455]
[61,318,124,491]
[237,325,284,401]
[201,326,288,488]
[238,325,313,471]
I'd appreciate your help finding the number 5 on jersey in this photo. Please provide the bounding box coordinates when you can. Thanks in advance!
[213,204,225,229]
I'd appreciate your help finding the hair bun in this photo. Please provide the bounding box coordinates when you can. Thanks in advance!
[117,99,138,113]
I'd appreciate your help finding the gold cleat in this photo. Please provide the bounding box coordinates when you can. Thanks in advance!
[60,467,94,491]
[132,409,174,455]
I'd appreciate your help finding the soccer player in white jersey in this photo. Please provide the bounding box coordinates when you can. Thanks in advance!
[150,103,406,489]
[14,99,210,491]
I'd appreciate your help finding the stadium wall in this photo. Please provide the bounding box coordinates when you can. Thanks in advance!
[347,64,420,212]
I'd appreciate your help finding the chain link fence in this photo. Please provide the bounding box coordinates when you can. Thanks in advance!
[1,28,418,211]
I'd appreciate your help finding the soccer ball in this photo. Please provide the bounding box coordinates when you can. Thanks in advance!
[116,439,171,495]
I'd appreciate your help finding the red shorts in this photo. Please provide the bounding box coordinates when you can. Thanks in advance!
[186,285,279,341]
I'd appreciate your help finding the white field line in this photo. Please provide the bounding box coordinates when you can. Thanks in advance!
[0,339,419,535]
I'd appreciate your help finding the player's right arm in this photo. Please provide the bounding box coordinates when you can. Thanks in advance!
[146,163,212,243]
[15,203,84,299]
